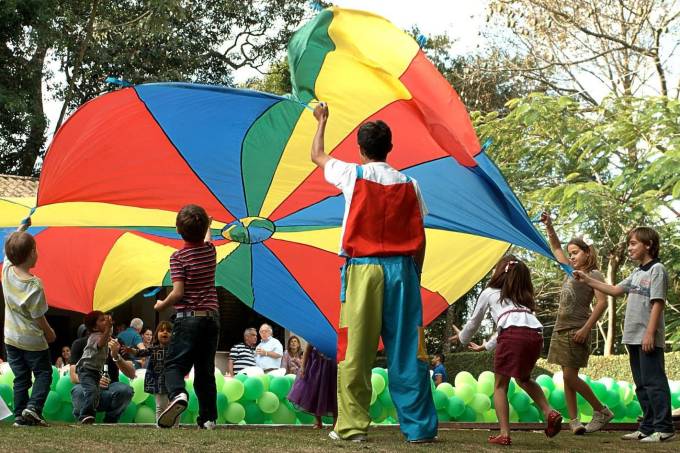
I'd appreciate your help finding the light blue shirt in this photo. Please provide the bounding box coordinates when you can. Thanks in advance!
[255,337,283,370]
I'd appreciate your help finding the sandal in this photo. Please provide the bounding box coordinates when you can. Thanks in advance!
[488,434,512,445]
[545,410,563,438]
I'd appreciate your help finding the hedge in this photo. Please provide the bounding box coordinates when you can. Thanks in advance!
[443,351,680,382]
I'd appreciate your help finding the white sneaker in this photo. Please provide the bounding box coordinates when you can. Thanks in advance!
[329,430,367,442]
[157,393,188,428]
[569,419,586,435]
[585,406,614,433]
[201,420,217,430]
[639,432,676,443]
[621,430,648,440]
[21,407,48,427]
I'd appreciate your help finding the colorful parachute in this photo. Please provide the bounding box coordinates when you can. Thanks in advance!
[0,8,554,356]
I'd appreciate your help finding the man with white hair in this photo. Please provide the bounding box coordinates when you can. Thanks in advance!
[117,318,146,369]
[255,324,283,372]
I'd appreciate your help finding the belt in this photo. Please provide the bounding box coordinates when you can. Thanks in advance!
[263,368,277,373]
[174,310,218,319]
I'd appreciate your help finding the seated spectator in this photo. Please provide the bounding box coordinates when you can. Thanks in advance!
[255,323,283,372]
[431,353,448,385]
[141,328,153,349]
[55,345,71,368]
[281,336,303,375]
[69,320,135,423]
[117,318,146,369]
[226,328,257,376]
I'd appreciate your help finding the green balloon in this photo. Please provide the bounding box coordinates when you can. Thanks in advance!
[509,406,519,422]
[214,369,225,393]
[483,409,497,422]
[470,393,491,413]
[447,395,465,418]
[131,379,148,405]
[454,371,477,389]
[222,378,245,402]
[0,369,15,386]
[625,401,641,419]
[185,378,194,394]
[119,402,138,423]
[285,374,297,385]
[536,374,555,392]
[0,383,13,407]
[258,374,271,392]
[590,381,607,401]
[605,388,621,408]
[519,405,540,422]
[119,373,130,385]
[188,390,199,412]
[371,373,386,395]
[235,373,248,383]
[372,367,388,381]
[50,367,59,391]
[478,371,495,384]
[612,402,627,419]
[378,386,394,409]
[295,410,315,424]
[217,392,228,414]
[181,409,197,424]
[244,401,265,424]
[437,382,455,398]
[507,378,516,398]
[144,393,156,409]
[476,379,494,397]
[44,390,61,415]
[437,409,451,422]
[271,403,296,424]
[455,384,475,405]
[433,389,448,411]
[269,377,291,399]
[369,401,384,420]
[56,375,74,403]
[134,405,156,423]
[618,383,634,406]
[580,402,593,416]
[549,388,565,409]
[258,391,280,414]
[459,406,476,422]
[510,392,530,413]
[243,377,265,401]
[58,403,76,423]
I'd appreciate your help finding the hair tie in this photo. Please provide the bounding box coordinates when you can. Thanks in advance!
[504,260,518,273]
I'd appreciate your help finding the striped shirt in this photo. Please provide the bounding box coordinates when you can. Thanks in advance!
[2,255,49,351]
[169,241,218,312]
[229,342,256,373]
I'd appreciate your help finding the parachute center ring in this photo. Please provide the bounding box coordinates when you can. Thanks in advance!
[221,217,275,244]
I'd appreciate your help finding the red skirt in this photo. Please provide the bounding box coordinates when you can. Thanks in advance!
[494,326,543,380]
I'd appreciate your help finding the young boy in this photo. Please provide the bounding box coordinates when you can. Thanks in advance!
[310,104,437,443]
[431,353,448,386]
[74,310,112,424]
[575,227,675,442]
[2,217,56,426]
[155,204,219,429]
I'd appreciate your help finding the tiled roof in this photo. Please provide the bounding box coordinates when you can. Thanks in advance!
[0,174,39,197]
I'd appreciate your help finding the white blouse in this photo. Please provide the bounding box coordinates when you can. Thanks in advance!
[458,287,542,351]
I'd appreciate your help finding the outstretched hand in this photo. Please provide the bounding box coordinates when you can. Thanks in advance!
[468,342,486,352]
[539,211,552,227]
[313,102,328,123]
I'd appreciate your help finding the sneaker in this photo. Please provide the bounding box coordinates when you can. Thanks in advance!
[408,437,437,444]
[621,430,648,440]
[199,420,217,430]
[545,410,563,438]
[12,416,32,427]
[157,393,188,428]
[328,430,367,442]
[585,406,614,433]
[569,419,586,435]
[21,408,48,427]
[488,434,512,445]
[79,415,95,425]
[639,432,676,443]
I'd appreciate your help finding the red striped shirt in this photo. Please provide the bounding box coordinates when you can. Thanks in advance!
[170,242,219,312]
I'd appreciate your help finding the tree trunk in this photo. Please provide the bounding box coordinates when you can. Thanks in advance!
[604,252,622,355]
[21,44,49,176]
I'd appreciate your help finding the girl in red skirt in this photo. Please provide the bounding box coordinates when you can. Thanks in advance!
[451,255,562,445]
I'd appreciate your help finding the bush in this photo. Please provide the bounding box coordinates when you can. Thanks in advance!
[443,351,680,382]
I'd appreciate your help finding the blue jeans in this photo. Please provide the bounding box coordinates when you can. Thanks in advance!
[75,368,101,419]
[627,345,674,434]
[5,344,52,418]
[72,381,133,423]
[164,315,219,424]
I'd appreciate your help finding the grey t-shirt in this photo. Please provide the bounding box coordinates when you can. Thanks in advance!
[620,260,668,347]
[554,269,605,331]
[76,332,109,373]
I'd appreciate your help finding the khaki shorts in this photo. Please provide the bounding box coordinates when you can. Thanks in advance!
[546,328,591,369]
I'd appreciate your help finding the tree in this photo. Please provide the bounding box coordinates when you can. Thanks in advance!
[474,93,680,353]
[1,0,314,176]
[487,0,680,103]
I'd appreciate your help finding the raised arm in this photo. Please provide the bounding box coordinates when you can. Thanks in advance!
[204,216,213,243]
[154,280,184,311]
[539,212,569,265]
[310,103,331,168]
[573,271,626,297]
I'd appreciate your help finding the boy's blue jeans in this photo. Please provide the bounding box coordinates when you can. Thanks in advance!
[76,368,102,420]
[5,344,52,418]
[71,381,133,423]
[627,345,675,434]
[164,315,219,425]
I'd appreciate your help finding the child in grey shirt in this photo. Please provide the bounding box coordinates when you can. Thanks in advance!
[75,311,111,424]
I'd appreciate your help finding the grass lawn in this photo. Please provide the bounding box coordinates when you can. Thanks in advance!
[0,424,678,452]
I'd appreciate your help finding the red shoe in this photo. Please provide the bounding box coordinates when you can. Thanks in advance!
[545,410,563,438]
[488,434,512,445]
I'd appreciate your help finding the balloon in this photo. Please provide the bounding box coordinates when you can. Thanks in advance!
[549,388,565,409]
[222,378,245,402]
[437,382,455,398]
[56,375,74,403]
[455,371,477,389]
[119,373,130,385]
[285,374,297,385]
[119,402,138,423]
[217,392,228,414]
[580,402,593,416]
[510,391,530,413]
[618,382,634,406]
[605,388,620,409]
[612,402,627,419]
[225,403,245,424]
[50,367,59,391]
[0,383,13,406]
[536,374,555,392]
[552,372,564,388]
[188,390,199,413]
[271,403,297,424]
[509,406,519,422]
[470,393,491,414]
[599,377,616,390]
[476,379,494,397]
[269,377,292,399]
[43,390,61,415]
[0,368,14,386]
[369,401,384,421]
[58,403,76,423]
[519,405,540,422]
[437,409,450,422]
[258,391,280,414]
[459,406,476,422]
[590,381,607,401]
[625,401,641,419]
[243,377,265,401]
[296,410,316,424]
[447,396,465,418]
[181,409,197,424]
[507,378,516,398]
[258,374,271,392]
[144,393,156,409]
[371,373,386,395]
[478,370,495,383]
[378,386,394,409]
[455,384,475,405]
[483,409,497,422]
[214,368,225,392]
[433,389,448,411]
[131,378,148,405]
[134,405,156,423]
[235,373,248,383]
[372,367,388,382]
[244,401,265,424]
